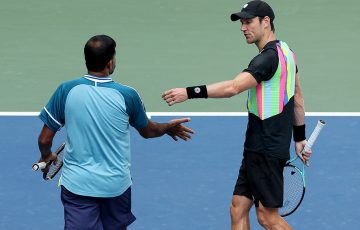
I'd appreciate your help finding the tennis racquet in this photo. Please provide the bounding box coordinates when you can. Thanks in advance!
[32,143,65,180]
[279,120,326,217]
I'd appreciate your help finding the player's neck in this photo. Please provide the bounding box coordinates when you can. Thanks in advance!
[87,70,110,78]
[256,31,276,52]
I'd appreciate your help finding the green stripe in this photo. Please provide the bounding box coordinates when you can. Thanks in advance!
[248,87,258,116]
[271,62,282,114]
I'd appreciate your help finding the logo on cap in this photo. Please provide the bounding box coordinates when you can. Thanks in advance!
[243,3,248,8]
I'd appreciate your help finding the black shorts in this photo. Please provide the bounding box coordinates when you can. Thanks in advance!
[233,151,287,208]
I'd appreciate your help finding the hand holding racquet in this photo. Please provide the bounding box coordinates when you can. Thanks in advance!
[32,143,65,180]
[279,120,326,217]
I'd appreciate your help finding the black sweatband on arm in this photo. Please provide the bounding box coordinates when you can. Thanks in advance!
[293,124,306,142]
[186,85,208,99]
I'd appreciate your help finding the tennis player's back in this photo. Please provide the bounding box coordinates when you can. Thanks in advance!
[60,77,147,197]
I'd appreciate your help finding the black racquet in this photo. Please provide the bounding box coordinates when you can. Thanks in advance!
[279,120,326,217]
[32,143,65,180]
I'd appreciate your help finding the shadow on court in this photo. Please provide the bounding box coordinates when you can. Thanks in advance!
[0,116,359,230]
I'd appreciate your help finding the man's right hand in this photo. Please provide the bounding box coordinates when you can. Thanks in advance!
[162,88,188,106]
[166,118,194,141]
[295,140,312,165]
[38,152,58,173]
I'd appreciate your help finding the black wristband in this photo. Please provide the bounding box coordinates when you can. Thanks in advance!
[186,85,208,99]
[293,124,306,142]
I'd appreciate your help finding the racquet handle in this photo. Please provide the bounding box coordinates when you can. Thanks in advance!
[302,120,326,166]
[32,143,65,172]
[32,162,47,171]
[305,120,326,150]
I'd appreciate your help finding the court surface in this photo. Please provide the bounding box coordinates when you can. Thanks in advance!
[0,114,359,230]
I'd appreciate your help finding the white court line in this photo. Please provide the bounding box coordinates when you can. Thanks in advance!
[0,112,359,117]
[306,112,360,116]
[0,112,40,116]
[147,112,247,117]
[148,112,360,117]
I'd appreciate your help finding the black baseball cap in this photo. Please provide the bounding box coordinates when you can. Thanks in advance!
[230,1,275,21]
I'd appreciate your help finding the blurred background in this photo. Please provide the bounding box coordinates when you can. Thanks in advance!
[1,0,359,112]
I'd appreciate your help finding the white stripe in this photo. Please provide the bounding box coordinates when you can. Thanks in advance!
[0,112,359,117]
[306,112,360,116]
[147,112,248,116]
[148,112,360,117]
[84,74,112,80]
[0,112,39,116]
[84,76,113,83]
[43,107,63,126]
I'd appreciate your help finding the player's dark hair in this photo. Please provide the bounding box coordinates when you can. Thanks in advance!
[259,16,275,32]
[84,35,116,71]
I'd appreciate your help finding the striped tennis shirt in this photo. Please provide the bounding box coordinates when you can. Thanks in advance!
[243,40,298,159]
[39,75,148,197]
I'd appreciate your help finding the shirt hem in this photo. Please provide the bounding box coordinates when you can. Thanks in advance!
[60,181,132,198]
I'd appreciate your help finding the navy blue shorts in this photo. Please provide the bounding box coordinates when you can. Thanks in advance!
[61,186,136,230]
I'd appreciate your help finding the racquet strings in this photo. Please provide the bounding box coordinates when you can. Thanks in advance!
[281,165,305,216]
[44,147,65,180]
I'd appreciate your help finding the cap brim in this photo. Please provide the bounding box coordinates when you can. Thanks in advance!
[230,11,256,21]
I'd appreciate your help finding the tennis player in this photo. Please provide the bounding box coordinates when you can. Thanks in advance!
[162,1,311,229]
[37,35,194,230]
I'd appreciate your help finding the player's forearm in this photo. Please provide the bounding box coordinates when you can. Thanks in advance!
[38,138,53,158]
[138,120,169,139]
[147,123,169,138]
[294,93,305,125]
[38,125,56,159]
[39,142,52,158]
[293,74,305,126]
[206,80,239,98]
[292,74,306,142]
[162,73,256,106]
[206,72,257,98]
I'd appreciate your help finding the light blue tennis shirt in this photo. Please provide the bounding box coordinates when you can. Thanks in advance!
[39,75,148,197]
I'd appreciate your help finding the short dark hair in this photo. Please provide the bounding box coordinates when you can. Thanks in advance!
[84,35,116,71]
[259,16,275,32]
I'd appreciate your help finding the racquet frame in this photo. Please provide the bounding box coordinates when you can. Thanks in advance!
[32,143,65,180]
[280,120,325,217]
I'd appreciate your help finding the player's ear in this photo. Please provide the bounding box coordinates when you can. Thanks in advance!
[262,16,271,30]
[107,58,113,70]
[108,56,116,74]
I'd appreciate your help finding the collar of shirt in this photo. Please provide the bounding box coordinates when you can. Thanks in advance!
[84,74,113,83]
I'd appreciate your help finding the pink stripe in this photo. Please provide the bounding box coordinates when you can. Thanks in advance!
[256,84,263,119]
[277,44,287,112]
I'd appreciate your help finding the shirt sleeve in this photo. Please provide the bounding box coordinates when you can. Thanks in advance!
[125,88,148,129]
[39,84,66,132]
[243,48,278,83]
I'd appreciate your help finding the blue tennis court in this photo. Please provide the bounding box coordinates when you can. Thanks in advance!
[0,114,359,229]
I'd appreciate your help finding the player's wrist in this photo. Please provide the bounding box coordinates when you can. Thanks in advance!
[293,124,306,142]
[186,85,208,99]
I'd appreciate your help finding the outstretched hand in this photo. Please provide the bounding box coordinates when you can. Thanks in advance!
[295,140,312,165]
[166,117,194,141]
[162,88,188,106]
